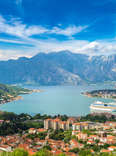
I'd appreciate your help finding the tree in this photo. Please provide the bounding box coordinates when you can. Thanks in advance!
[79,150,92,156]
[0,152,11,156]
[43,145,51,151]
[33,149,52,156]
[12,148,28,156]
[69,148,79,153]
[58,154,66,156]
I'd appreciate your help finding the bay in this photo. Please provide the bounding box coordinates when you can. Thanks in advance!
[0,83,115,116]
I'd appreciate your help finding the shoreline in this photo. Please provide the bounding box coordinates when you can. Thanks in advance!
[82,93,116,101]
[0,89,42,105]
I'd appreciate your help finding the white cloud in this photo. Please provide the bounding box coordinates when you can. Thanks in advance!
[0,15,48,38]
[77,41,116,55]
[51,25,88,36]
[31,39,116,56]
[25,26,48,36]
[0,15,116,60]
[0,38,28,44]
[0,38,116,60]
[0,15,88,38]
[0,49,32,60]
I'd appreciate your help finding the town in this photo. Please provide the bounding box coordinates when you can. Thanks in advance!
[0,113,116,155]
[83,89,116,99]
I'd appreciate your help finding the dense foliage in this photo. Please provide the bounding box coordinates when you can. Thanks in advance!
[0,148,116,156]
[80,114,116,123]
[0,112,69,136]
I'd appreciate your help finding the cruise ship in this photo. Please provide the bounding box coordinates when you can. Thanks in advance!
[90,101,116,113]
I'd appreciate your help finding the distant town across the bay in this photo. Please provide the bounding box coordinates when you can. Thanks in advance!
[83,89,116,99]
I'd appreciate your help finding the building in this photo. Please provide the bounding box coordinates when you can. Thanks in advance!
[77,132,88,141]
[72,122,96,131]
[28,128,37,134]
[44,119,53,130]
[53,118,60,130]
[60,121,69,130]
[44,118,69,130]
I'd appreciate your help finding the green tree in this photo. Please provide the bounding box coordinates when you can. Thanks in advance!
[69,148,79,153]
[58,154,66,156]
[33,149,52,156]
[12,149,28,156]
[79,149,92,156]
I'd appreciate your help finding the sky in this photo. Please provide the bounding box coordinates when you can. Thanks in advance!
[0,0,116,60]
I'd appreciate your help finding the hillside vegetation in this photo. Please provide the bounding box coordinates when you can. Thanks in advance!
[0,84,31,104]
[0,148,115,156]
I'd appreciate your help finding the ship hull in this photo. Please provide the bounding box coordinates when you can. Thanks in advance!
[90,101,116,114]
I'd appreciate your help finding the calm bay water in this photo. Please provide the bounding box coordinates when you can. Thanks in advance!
[0,84,115,116]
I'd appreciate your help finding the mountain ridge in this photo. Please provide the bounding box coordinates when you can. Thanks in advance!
[0,51,116,85]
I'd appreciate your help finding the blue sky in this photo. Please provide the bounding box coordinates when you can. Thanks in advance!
[0,0,116,59]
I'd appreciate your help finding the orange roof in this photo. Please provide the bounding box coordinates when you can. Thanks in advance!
[90,135,97,138]
[87,140,95,144]
[37,128,46,132]
[53,118,60,122]
[90,149,94,153]
[107,135,115,139]
[29,128,36,131]
[70,139,78,145]
[18,144,29,150]
[0,145,10,148]
[46,118,52,121]
[108,146,116,149]
[28,148,37,155]
[73,123,80,125]
[101,149,111,153]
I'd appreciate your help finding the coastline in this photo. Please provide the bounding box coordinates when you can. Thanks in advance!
[0,89,42,105]
[82,93,116,101]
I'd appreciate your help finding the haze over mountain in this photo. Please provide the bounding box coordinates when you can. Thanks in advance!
[0,51,116,85]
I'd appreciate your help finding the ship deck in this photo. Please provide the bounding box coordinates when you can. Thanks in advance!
[91,105,116,110]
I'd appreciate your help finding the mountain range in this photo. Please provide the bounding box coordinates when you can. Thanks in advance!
[0,51,116,85]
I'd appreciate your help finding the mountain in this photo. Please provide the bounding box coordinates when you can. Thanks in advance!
[0,51,116,85]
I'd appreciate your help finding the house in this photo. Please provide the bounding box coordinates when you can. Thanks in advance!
[28,128,37,134]
[99,137,107,143]
[103,125,111,130]
[98,142,104,146]
[67,117,77,124]
[72,130,79,135]
[72,123,81,131]
[0,145,12,152]
[106,135,116,144]
[100,149,111,153]
[89,135,99,140]
[87,140,95,145]
[108,146,116,151]
[70,139,79,148]
[77,132,88,141]
[27,148,37,155]
[37,128,46,133]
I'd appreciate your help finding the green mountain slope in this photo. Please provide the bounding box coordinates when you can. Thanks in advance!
[0,84,31,104]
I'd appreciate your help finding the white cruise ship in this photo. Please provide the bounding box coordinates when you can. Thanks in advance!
[90,101,116,113]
